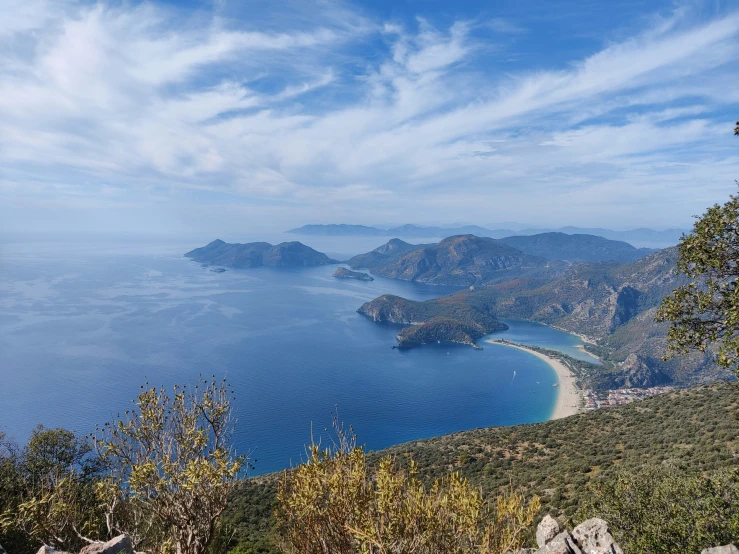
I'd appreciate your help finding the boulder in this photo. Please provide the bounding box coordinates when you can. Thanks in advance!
[537,515,563,548]
[80,535,134,554]
[701,546,739,554]
[538,530,583,554]
[571,518,623,554]
[36,547,65,554]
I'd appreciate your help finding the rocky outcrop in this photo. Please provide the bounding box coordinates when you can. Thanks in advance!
[528,517,623,554]
[537,515,562,548]
[702,547,739,554]
[79,535,133,554]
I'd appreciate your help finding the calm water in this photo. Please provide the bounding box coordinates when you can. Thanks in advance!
[0,237,594,474]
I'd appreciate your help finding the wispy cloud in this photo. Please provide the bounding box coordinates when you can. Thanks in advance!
[0,0,738,234]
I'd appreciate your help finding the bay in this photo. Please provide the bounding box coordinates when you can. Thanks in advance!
[0,236,593,474]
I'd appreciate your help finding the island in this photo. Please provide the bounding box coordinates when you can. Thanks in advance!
[209,267,227,273]
[332,267,374,281]
[185,239,338,269]
[357,290,507,349]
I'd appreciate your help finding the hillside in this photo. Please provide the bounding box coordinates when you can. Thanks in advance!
[349,235,563,286]
[356,247,731,385]
[184,239,338,268]
[224,382,739,552]
[489,247,730,385]
[498,232,654,263]
[346,238,424,271]
[357,290,507,348]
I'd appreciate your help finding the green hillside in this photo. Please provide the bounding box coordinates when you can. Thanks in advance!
[223,381,739,552]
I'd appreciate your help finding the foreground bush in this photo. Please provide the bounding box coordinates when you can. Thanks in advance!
[1,377,246,554]
[275,424,540,554]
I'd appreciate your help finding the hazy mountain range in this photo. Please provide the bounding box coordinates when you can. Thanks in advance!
[287,224,688,249]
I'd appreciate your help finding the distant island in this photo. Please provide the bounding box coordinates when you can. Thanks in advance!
[287,223,687,249]
[357,291,507,349]
[209,267,227,273]
[332,267,373,281]
[185,239,338,268]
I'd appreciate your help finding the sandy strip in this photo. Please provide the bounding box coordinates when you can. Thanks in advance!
[485,340,581,420]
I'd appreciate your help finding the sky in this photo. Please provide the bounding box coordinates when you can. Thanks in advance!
[1,0,738,237]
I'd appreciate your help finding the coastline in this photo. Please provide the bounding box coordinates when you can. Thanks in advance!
[485,339,581,420]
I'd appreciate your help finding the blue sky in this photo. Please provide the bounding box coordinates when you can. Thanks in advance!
[1,0,738,236]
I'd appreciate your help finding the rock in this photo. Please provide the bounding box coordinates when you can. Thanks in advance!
[537,515,563,547]
[80,535,134,554]
[701,546,739,554]
[538,530,583,554]
[571,518,623,554]
[36,547,64,554]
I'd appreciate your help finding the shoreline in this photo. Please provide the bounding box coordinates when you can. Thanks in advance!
[485,339,581,420]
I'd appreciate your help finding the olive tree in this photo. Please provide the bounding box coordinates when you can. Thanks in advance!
[656,124,739,377]
[95,376,246,554]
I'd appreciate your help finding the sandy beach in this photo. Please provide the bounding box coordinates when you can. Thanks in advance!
[485,340,581,420]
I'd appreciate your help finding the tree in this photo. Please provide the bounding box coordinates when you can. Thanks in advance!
[656,124,739,377]
[1,427,106,552]
[95,376,246,554]
[275,420,540,554]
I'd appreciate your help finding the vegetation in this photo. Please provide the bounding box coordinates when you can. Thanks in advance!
[225,382,739,553]
[578,468,739,553]
[358,289,507,349]
[275,420,540,554]
[657,187,739,379]
[1,377,246,554]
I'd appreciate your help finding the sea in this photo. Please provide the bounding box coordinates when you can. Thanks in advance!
[0,234,599,475]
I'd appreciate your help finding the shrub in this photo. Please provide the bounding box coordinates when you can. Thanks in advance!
[275,422,540,554]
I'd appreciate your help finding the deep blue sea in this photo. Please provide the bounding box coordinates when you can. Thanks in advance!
[0,235,598,474]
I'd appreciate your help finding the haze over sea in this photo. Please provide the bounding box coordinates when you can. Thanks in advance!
[0,234,598,475]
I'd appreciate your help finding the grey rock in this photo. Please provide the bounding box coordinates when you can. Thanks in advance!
[571,518,623,554]
[80,535,133,554]
[36,547,65,554]
[701,546,739,554]
[538,530,583,554]
[537,515,563,547]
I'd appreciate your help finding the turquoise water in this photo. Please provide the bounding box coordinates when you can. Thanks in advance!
[0,238,591,474]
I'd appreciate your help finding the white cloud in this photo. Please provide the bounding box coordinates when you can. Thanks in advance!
[1,1,738,234]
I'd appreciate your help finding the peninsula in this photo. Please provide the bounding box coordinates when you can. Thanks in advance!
[357,290,507,349]
[332,267,373,281]
[185,239,338,269]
